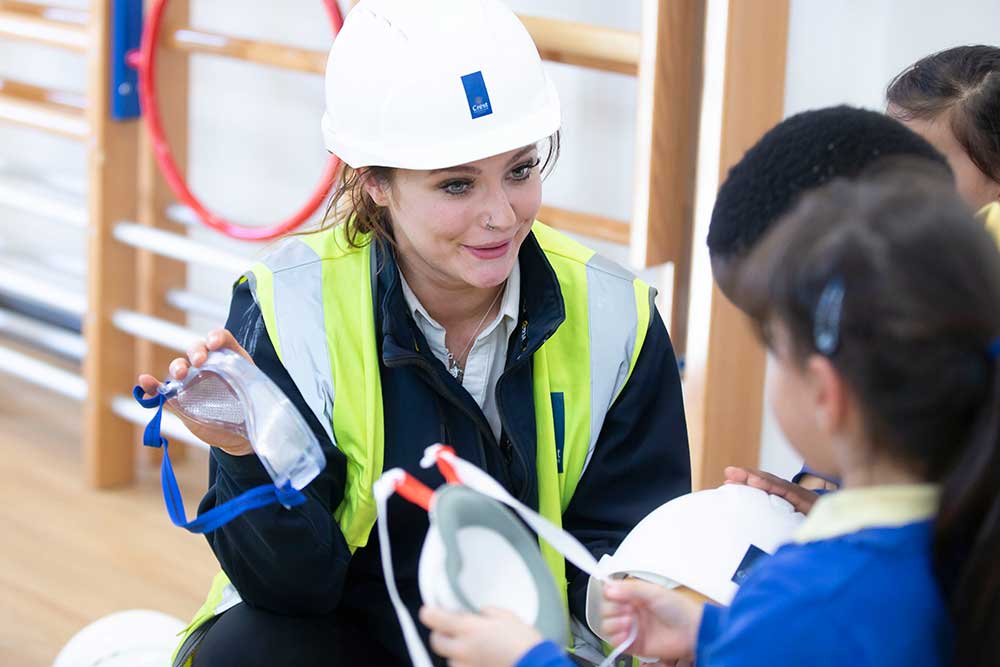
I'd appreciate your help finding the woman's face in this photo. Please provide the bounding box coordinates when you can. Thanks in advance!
[891,108,1000,210]
[367,145,543,291]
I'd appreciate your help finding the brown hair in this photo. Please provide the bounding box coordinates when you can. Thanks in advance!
[738,170,1000,665]
[887,45,1000,183]
[312,132,562,248]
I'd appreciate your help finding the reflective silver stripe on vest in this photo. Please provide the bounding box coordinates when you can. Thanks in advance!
[248,238,337,446]
[583,253,642,474]
[213,582,243,615]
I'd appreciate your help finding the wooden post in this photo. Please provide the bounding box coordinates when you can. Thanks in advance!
[137,0,190,464]
[631,0,706,359]
[84,0,140,486]
[688,0,789,490]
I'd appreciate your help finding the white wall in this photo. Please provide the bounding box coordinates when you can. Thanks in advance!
[758,0,1000,478]
[0,1,648,337]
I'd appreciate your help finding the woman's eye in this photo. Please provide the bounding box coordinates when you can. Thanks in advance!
[511,158,541,181]
[441,180,471,195]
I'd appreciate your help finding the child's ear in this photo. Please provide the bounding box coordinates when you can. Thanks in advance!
[362,170,392,208]
[807,355,848,437]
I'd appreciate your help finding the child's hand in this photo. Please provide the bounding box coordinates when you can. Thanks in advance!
[419,606,542,667]
[602,580,702,662]
[723,466,819,514]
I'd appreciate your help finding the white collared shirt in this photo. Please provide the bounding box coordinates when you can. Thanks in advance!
[399,263,521,442]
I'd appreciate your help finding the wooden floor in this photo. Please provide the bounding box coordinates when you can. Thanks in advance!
[0,374,219,667]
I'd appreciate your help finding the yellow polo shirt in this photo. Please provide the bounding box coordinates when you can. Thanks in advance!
[981,202,1000,247]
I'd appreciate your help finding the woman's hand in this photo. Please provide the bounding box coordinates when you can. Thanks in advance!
[602,580,703,662]
[136,328,254,456]
[723,466,820,514]
[419,606,542,667]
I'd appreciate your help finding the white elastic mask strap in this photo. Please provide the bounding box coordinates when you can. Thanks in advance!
[373,471,434,667]
[423,447,601,576]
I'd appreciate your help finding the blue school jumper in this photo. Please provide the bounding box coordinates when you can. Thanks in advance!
[517,485,951,667]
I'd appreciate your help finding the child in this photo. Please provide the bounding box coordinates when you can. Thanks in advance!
[706,105,951,501]
[706,105,949,311]
[422,169,1000,666]
[887,45,1000,214]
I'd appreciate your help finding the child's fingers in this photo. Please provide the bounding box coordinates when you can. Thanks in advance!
[724,466,818,513]
[604,579,666,604]
[608,629,634,647]
[418,605,444,630]
[723,465,751,484]
[601,600,633,620]
[427,630,460,659]
[419,606,469,635]
[746,471,817,513]
[725,466,784,493]
[602,615,634,638]
[479,606,518,621]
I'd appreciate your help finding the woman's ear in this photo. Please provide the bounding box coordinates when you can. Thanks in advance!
[361,169,392,208]
[806,355,849,437]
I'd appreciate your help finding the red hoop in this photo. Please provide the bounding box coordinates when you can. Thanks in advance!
[132,0,344,241]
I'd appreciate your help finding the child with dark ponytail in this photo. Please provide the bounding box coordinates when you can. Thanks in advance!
[600,167,1000,665]
[422,166,1000,667]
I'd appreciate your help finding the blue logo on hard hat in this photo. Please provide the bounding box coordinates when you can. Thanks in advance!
[731,544,769,585]
[461,71,493,119]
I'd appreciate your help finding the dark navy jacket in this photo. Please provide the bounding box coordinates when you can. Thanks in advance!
[198,232,691,663]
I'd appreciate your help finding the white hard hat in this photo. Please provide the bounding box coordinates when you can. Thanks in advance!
[53,610,185,667]
[321,0,561,169]
[586,485,805,642]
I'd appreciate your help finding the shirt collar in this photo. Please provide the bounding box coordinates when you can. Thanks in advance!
[374,226,566,365]
[398,262,521,334]
[794,483,939,544]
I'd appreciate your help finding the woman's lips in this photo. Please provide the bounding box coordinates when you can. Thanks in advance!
[464,240,512,260]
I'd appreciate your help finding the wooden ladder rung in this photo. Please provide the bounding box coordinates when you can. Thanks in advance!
[0,1,88,51]
[539,205,631,245]
[521,15,640,76]
[167,27,327,74]
[0,77,88,139]
[155,16,642,78]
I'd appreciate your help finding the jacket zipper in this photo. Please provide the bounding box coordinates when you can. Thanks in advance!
[493,317,536,504]
[384,352,493,469]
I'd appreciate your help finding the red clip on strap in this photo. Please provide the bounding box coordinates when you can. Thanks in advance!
[432,445,461,484]
[393,472,434,511]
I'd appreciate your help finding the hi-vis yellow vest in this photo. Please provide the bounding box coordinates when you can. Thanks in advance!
[173,222,654,665]
[980,202,1000,248]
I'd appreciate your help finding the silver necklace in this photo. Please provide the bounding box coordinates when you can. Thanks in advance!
[446,286,503,383]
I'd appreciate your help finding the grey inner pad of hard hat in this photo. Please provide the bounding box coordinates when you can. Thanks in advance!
[433,485,569,646]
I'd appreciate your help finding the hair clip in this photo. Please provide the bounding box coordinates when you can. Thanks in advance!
[814,277,845,356]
